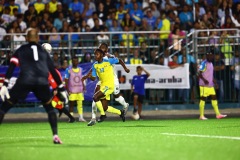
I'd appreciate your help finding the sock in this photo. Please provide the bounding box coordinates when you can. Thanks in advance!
[115,96,128,108]
[95,101,105,115]
[62,108,74,119]
[92,101,97,119]
[79,114,83,119]
[133,108,138,113]
[77,100,83,115]
[47,110,58,135]
[211,100,220,116]
[199,100,205,117]
[106,106,121,115]
[70,112,73,116]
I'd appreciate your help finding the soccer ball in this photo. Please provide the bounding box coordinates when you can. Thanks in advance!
[42,43,52,54]
[131,113,140,120]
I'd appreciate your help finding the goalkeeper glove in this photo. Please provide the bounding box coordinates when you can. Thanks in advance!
[0,79,10,101]
[58,84,69,104]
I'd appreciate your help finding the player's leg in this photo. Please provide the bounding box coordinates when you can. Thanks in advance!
[113,81,129,114]
[68,99,75,117]
[34,85,62,144]
[210,91,227,119]
[102,98,125,122]
[77,99,86,122]
[0,83,29,124]
[88,84,100,126]
[137,94,144,119]
[132,92,138,114]
[199,86,207,120]
[93,90,107,122]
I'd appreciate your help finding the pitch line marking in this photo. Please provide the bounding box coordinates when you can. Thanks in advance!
[0,136,47,140]
[161,133,240,140]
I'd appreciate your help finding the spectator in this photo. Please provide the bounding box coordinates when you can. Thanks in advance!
[157,13,171,51]
[68,0,84,16]
[48,0,58,13]
[62,26,79,49]
[230,49,240,101]
[129,49,143,64]
[144,9,157,30]
[96,2,107,22]
[121,12,132,28]
[109,19,122,45]
[52,52,61,69]
[91,18,105,32]
[178,4,193,31]
[81,52,92,63]
[139,41,148,63]
[24,4,38,26]
[116,5,127,23]
[20,0,30,14]
[168,54,183,102]
[119,26,135,51]
[53,12,64,31]
[220,30,233,60]
[149,1,160,18]
[103,0,116,14]
[48,27,61,48]
[169,27,186,54]
[81,1,94,21]
[69,11,82,29]
[13,27,26,49]
[34,0,45,14]
[1,6,15,28]
[52,2,68,20]
[105,11,116,29]
[116,0,129,11]
[213,52,225,103]
[96,29,109,45]
[16,13,27,32]
[87,11,103,29]
[129,2,143,26]
[5,0,21,15]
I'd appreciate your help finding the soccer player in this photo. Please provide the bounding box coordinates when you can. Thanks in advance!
[0,29,68,144]
[198,48,227,120]
[83,49,125,123]
[65,56,86,122]
[131,66,150,120]
[84,43,130,126]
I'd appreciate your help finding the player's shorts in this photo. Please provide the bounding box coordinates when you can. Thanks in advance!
[96,79,120,95]
[132,92,144,103]
[69,93,84,101]
[100,85,114,100]
[199,86,216,97]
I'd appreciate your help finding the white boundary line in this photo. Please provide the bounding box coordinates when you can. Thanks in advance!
[161,133,240,140]
[0,136,47,140]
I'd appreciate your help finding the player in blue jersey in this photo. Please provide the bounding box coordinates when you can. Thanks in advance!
[131,66,150,120]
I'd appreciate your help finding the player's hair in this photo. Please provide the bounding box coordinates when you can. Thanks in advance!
[94,48,104,55]
[72,56,78,60]
[136,66,142,70]
[98,42,108,49]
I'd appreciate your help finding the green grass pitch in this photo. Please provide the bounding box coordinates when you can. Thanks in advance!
[0,118,240,160]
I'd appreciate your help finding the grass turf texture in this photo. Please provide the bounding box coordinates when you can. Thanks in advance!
[0,118,240,160]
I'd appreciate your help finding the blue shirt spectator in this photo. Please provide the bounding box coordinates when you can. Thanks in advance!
[69,0,84,14]
[131,74,148,95]
[129,2,143,26]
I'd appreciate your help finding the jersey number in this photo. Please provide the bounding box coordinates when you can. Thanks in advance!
[31,45,39,61]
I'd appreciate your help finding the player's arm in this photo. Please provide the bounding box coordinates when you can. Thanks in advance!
[198,62,209,84]
[89,66,97,81]
[82,68,92,81]
[0,54,18,101]
[118,58,130,73]
[142,67,150,78]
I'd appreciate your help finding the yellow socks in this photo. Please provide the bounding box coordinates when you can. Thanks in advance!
[211,100,220,116]
[106,106,121,115]
[199,100,205,117]
[95,101,105,115]
[77,100,83,115]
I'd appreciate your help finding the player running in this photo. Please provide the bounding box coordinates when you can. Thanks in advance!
[83,49,126,123]
[83,43,130,126]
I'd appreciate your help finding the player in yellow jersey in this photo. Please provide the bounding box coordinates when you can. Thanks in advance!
[83,49,126,122]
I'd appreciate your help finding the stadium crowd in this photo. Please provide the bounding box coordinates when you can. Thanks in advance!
[0,0,240,104]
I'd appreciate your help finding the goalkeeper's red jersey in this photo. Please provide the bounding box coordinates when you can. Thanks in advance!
[48,69,62,89]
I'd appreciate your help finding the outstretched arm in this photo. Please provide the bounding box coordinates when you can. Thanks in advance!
[118,58,130,73]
